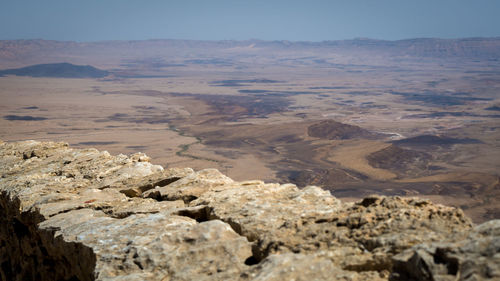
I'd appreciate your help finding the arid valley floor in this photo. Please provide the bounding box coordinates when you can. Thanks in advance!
[1,38,499,222]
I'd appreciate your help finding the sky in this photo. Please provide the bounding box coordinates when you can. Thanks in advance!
[0,0,499,42]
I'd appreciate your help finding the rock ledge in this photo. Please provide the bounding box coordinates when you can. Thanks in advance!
[0,140,498,280]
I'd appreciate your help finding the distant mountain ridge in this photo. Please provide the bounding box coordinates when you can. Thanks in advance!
[0,37,499,69]
[0,62,108,78]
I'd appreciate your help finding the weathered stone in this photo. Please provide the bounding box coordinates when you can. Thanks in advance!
[0,140,496,281]
[0,141,250,280]
[191,183,344,259]
[39,210,252,280]
[191,185,471,270]
[391,219,500,281]
[241,253,386,281]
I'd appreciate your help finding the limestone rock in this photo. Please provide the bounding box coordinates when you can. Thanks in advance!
[192,188,471,270]
[391,219,500,281]
[0,140,496,281]
[0,141,249,280]
[40,210,252,280]
[241,253,386,281]
[191,183,343,258]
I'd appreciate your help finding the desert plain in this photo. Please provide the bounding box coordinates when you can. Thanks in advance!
[1,38,499,222]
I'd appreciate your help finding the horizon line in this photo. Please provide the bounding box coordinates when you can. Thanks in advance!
[2,36,500,44]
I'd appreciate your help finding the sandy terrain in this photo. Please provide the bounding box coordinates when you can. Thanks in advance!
[1,39,499,222]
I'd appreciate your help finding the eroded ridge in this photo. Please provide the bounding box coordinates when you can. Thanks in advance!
[0,140,498,281]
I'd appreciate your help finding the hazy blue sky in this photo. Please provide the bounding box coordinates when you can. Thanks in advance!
[1,0,499,42]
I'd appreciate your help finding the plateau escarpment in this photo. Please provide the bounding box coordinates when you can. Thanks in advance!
[0,140,499,280]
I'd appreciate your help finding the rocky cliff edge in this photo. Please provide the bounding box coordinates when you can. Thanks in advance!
[0,140,498,281]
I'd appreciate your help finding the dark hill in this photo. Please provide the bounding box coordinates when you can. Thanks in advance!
[0,63,108,78]
[366,144,432,176]
[485,105,500,111]
[307,120,380,140]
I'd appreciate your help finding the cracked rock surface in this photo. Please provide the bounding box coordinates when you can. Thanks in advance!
[0,140,498,280]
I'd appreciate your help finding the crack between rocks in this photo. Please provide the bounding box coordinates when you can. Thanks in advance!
[103,176,184,198]
[45,205,88,218]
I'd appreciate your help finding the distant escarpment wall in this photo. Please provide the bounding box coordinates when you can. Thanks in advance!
[0,140,498,281]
